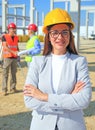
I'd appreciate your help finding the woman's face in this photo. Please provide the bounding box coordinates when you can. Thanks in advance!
[49,24,70,55]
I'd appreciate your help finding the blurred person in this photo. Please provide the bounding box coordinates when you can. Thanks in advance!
[23,8,92,130]
[1,23,19,96]
[18,24,41,67]
[0,31,7,65]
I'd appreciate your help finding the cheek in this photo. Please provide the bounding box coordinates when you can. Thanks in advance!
[66,36,70,44]
[49,38,56,46]
[49,36,56,43]
[66,39,70,44]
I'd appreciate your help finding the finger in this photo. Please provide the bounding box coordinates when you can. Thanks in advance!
[24,93,32,97]
[23,90,32,95]
[75,82,85,88]
[75,84,85,92]
[77,81,85,85]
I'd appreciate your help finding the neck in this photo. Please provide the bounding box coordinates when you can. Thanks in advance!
[52,49,67,55]
[9,33,15,37]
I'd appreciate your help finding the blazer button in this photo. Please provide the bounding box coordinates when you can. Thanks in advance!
[54,103,57,106]
[55,109,58,111]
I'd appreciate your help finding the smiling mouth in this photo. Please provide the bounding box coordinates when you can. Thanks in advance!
[56,42,65,45]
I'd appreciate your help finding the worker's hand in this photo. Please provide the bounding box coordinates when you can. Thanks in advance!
[23,84,48,101]
[71,81,85,94]
[12,51,18,56]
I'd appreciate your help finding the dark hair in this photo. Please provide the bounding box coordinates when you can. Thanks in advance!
[43,24,78,55]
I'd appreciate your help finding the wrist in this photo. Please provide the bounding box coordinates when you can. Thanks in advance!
[42,93,48,102]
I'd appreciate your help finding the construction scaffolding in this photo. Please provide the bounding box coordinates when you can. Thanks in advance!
[0,0,95,43]
[50,0,95,51]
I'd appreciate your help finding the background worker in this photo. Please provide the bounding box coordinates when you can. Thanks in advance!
[2,22,19,96]
[18,24,41,67]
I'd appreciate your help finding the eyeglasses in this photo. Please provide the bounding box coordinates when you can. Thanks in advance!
[49,30,70,39]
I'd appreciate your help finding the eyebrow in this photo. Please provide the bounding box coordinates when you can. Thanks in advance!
[49,29,69,32]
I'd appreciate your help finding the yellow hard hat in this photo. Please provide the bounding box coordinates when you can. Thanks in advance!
[42,8,75,34]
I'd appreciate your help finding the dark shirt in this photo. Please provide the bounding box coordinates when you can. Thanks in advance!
[2,35,15,42]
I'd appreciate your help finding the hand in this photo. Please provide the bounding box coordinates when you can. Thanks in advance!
[23,84,48,101]
[12,51,18,56]
[71,81,85,94]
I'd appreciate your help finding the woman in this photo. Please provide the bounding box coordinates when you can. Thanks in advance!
[23,8,92,130]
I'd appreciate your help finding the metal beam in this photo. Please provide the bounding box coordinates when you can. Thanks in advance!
[54,0,94,1]
[7,4,26,31]
[54,0,70,2]
[81,0,94,2]
[7,14,29,20]
[7,4,25,8]
[88,10,95,13]
[81,6,95,10]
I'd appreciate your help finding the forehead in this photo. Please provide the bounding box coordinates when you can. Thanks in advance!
[9,28,15,30]
[50,24,69,30]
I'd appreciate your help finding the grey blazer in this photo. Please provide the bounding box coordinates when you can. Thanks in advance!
[24,52,92,130]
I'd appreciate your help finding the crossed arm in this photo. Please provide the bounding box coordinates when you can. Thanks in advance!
[23,56,91,113]
[23,81,85,102]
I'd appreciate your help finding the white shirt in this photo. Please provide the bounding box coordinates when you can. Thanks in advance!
[51,53,67,93]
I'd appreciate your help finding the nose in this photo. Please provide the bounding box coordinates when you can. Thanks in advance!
[57,33,63,39]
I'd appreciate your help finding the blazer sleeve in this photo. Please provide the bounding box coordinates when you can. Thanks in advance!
[48,57,92,111]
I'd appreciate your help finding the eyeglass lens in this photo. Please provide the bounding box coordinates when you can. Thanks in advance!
[49,30,69,38]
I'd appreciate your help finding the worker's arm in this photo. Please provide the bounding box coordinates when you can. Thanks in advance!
[17,48,33,56]
[17,40,41,56]
[28,39,41,55]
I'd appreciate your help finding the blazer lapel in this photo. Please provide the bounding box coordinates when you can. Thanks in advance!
[41,55,54,93]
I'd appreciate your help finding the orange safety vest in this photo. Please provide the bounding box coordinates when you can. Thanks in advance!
[3,34,18,58]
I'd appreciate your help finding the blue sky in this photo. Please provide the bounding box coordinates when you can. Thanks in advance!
[0,0,95,26]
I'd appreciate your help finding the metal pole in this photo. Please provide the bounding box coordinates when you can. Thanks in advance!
[65,1,69,11]
[35,10,39,35]
[86,11,89,39]
[2,0,7,32]
[30,0,34,23]
[77,0,81,51]
[14,8,17,24]
[0,41,3,61]
[42,12,44,26]
[22,4,26,34]
[50,0,54,11]
[35,10,38,26]
[94,12,95,34]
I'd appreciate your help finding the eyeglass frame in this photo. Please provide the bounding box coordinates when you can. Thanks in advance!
[49,29,70,39]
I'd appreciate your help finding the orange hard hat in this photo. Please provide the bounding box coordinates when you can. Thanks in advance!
[28,24,38,32]
[7,23,16,29]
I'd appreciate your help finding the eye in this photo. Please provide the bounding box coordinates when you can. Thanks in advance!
[62,31,69,35]
[51,31,58,35]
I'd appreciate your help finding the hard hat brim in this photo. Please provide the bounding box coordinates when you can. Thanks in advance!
[42,22,75,34]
